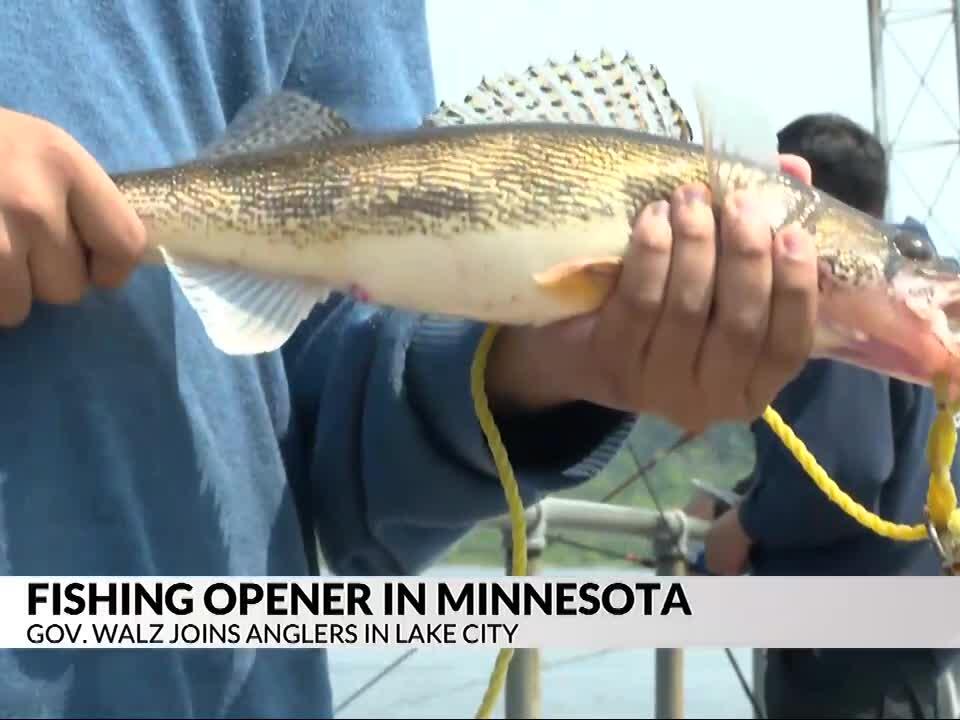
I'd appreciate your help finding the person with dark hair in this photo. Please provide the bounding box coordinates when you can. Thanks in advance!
[777,113,889,217]
[703,112,960,718]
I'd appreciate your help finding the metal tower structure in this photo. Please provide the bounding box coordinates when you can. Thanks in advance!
[868,0,960,257]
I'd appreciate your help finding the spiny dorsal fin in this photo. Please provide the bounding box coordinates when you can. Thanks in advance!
[201,91,352,160]
[424,49,693,141]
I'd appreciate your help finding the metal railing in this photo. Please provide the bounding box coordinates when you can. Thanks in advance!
[335,490,960,718]
[482,496,766,720]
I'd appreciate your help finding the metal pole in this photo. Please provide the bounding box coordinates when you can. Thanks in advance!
[867,0,888,150]
[504,504,546,720]
[937,658,960,718]
[752,649,766,719]
[952,0,960,150]
[483,497,710,543]
[654,515,688,720]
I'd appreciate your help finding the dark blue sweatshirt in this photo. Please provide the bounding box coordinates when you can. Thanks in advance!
[0,1,631,717]
[740,357,960,670]
[742,362,955,576]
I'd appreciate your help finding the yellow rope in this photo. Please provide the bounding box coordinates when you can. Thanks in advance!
[925,377,960,536]
[471,325,526,719]
[760,405,928,541]
[469,325,960,718]
[761,373,960,542]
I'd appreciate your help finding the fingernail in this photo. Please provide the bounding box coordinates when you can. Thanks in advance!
[683,186,707,206]
[780,226,809,260]
[651,199,669,216]
[735,192,758,217]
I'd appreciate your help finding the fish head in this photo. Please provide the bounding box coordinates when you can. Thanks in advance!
[688,76,960,399]
[806,199,960,400]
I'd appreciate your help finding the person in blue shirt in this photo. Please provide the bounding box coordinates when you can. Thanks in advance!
[0,2,824,717]
[704,112,960,719]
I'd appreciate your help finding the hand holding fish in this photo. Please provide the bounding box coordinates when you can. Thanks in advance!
[484,156,820,434]
[5,51,958,419]
[0,107,146,327]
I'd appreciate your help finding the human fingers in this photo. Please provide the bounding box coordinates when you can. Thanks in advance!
[60,132,146,289]
[638,182,717,421]
[745,223,818,412]
[586,198,673,408]
[779,154,812,185]
[0,213,32,327]
[704,509,752,576]
[695,190,774,421]
[5,180,91,306]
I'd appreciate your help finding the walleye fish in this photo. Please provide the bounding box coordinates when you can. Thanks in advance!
[114,50,960,395]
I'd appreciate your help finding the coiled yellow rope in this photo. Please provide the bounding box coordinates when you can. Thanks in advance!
[470,324,960,719]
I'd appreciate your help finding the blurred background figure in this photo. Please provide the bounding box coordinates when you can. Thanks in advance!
[684,115,944,530]
[685,112,960,719]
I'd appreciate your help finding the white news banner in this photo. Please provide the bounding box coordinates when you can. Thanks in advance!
[1,576,957,649]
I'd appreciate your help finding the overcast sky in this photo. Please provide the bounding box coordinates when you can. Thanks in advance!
[425,0,960,256]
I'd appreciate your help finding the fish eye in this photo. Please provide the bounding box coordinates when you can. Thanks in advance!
[893,230,935,262]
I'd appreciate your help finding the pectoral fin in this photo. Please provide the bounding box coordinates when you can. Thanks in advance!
[533,256,622,308]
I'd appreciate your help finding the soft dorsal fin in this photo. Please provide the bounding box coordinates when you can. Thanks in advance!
[693,80,781,208]
[424,49,693,141]
[201,91,353,160]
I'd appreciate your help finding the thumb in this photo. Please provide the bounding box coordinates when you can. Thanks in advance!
[778,153,812,186]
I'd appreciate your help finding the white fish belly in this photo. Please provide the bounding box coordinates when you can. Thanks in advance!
[333,215,633,324]
[150,212,632,325]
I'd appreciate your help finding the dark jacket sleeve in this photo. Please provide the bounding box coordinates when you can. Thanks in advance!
[281,299,633,575]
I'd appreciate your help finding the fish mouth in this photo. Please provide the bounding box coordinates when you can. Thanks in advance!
[812,259,960,400]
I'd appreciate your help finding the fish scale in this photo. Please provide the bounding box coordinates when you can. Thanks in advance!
[111,50,960,395]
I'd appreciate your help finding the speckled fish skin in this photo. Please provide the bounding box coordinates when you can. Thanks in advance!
[114,123,735,324]
[115,121,902,321]
[109,50,960,394]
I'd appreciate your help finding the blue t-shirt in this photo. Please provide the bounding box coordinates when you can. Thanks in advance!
[0,2,631,716]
